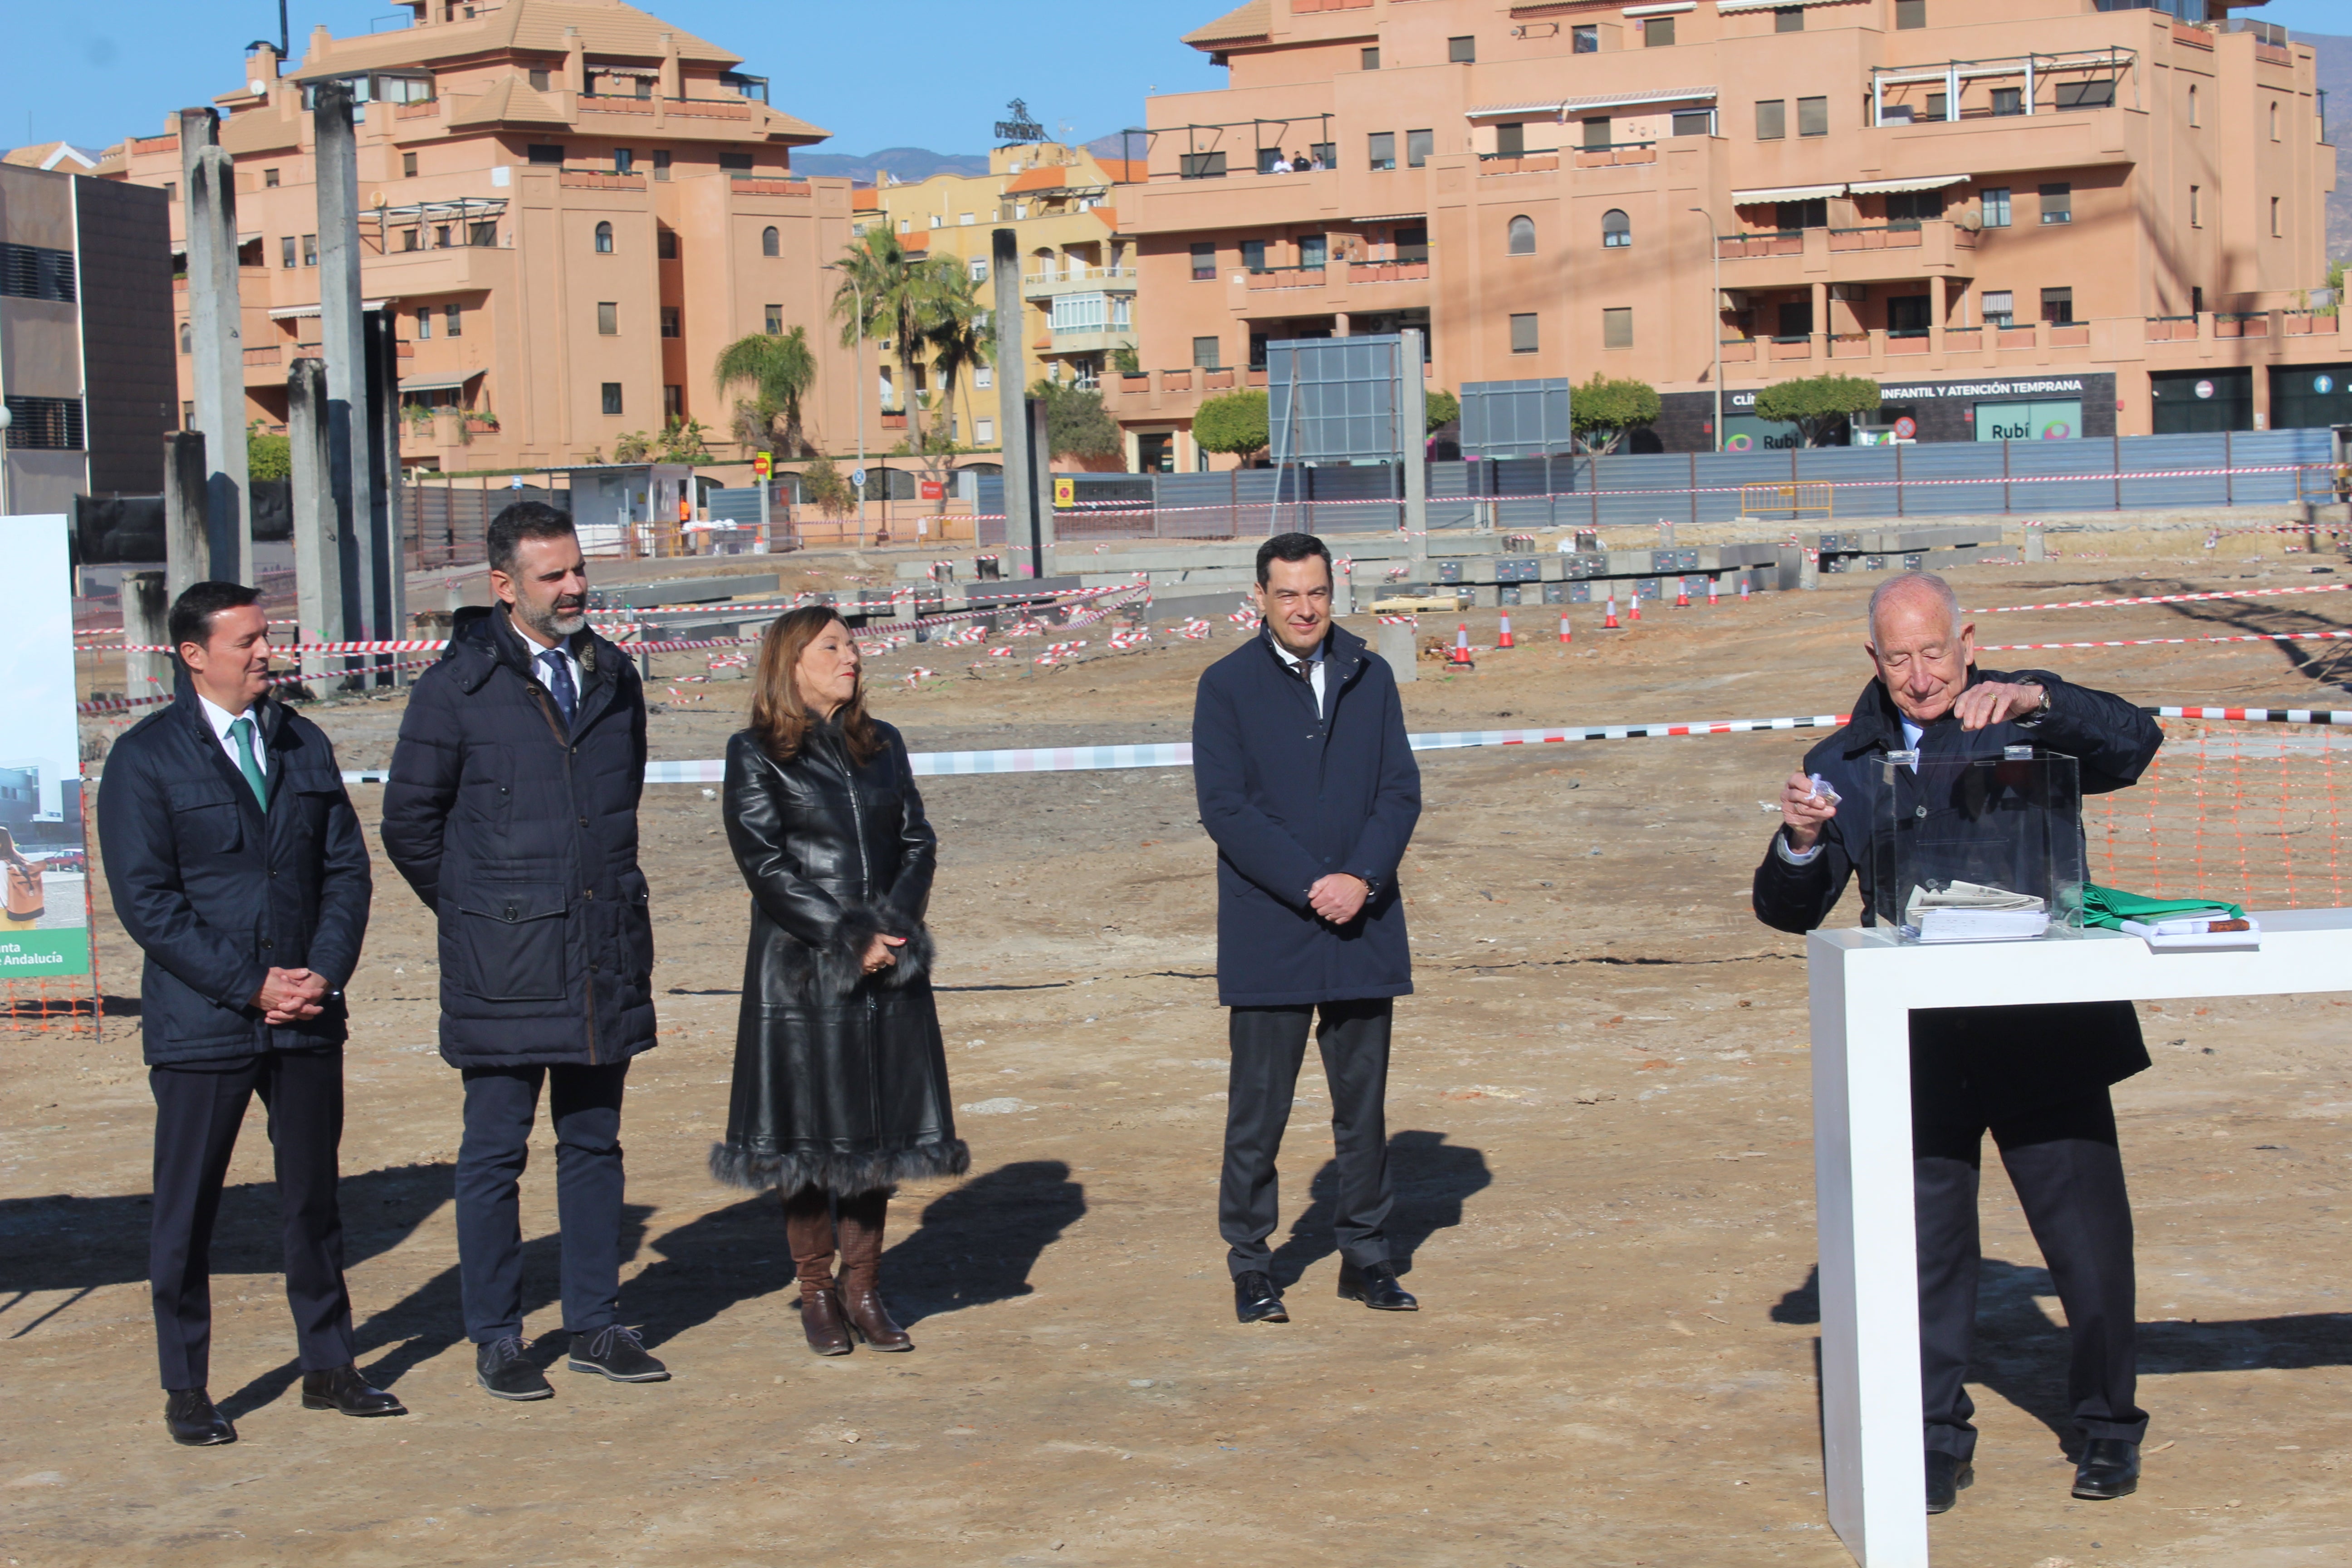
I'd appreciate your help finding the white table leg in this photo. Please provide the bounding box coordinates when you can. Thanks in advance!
[1811,939,1931,1566]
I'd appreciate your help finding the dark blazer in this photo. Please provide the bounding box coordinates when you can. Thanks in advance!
[1752,666,2165,1122]
[709,720,966,1196]
[1193,622,1422,1008]
[380,609,657,1069]
[97,677,371,1066]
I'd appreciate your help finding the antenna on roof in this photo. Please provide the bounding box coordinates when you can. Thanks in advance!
[244,0,289,61]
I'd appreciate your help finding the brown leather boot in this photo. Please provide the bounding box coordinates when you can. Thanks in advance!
[785,1187,853,1357]
[836,1190,912,1351]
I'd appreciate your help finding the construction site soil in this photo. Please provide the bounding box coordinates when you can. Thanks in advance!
[5,539,2349,1568]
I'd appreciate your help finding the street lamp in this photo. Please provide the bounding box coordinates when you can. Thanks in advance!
[1690,206,1723,453]
[822,262,868,544]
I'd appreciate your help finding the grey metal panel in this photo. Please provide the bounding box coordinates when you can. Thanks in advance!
[1459,378,1572,459]
[1267,334,1408,465]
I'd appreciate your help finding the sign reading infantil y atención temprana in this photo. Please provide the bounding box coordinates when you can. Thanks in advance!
[0,515,92,979]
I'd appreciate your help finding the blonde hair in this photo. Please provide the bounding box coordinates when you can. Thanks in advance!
[749,606,880,765]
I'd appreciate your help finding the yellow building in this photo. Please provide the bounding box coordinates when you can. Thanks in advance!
[851,142,1140,450]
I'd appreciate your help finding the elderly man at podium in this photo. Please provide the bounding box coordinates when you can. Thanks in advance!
[1751,571,2164,1515]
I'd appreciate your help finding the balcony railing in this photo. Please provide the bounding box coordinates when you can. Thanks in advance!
[2216,312,2270,338]
[1829,224,1927,252]
[1573,143,1657,168]
[1718,233,1804,259]
[1477,154,1562,175]
[730,175,811,196]
[243,345,281,366]
[560,168,646,191]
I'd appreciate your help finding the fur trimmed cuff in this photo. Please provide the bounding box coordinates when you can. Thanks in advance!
[707,1137,971,1196]
[813,903,935,997]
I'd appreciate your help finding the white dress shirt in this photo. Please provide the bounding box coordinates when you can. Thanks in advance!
[1270,634,1327,712]
[197,693,265,777]
[513,617,585,707]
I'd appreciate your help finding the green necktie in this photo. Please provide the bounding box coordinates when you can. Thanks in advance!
[228,716,268,808]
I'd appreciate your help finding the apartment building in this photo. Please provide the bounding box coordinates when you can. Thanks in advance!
[99,0,867,474]
[1109,0,2341,466]
[851,142,1142,447]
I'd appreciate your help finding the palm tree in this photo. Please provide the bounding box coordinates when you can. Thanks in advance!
[712,325,817,458]
[828,229,964,455]
[924,269,992,446]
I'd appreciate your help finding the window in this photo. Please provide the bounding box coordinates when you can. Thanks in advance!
[1798,96,1828,137]
[929,214,943,229]
[975,367,992,389]
[1510,313,1539,353]
[970,257,989,282]
[1573,24,1599,52]
[764,304,783,334]
[264,167,280,188]
[402,227,422,251]
[1368,132,1396,171]
[470,221,497,247]
[976,417,995,444]
[403,152,418,178]
[1672,110,1714,137]
[1602,307,1633,348]
[653,149,671,182]
[1926,94,1947,122]
[163,182,177,203]
[898,219,911,235]
[2271,196,2282,237]
[2188,83,2199,127]
[1310,140,1336,167]
[1778,300,1814,338]
[1362,46,1380,69]
[597,301,617,334]
[661,306,680,338]
[2271,102,2281,141]
[446,304,462,337]
[1180,150,1228,178]
[529,68,550,91]
[1886,188,1943,226]
[436,224,453,249]
[1776,198,1827,233]
[1992,87,2022,117]
[2039,183,2072,225]
[302,233,318,266]
[1980,186,2011,227]
[1583,117,1612,150]
[2056,80,2115,112]
[1496,122,1526,157]
[1191,241,1217,280]
[2189,185,2201,227]
[0,396,83,451]
[281,235,296,268]
[658,229,678,260]
[1776,6,1805,31]
[528,143,564,165]
[664,385,683,420]
[1193,335,1222,370]
[758,225,779,258]
[1241,238,1269,272]
[1896,0,1926,26]
[1406,129,1433,169]
[178,321,191,354]
[718,152,755,171]
[1299,234,1328,269]
[416,306,432,339]
[1982,290,2014,328]
[602,382,623,416]
[613,148,634,174]
[1601,209,1631,248]
[1449,36,1476,64]
[1888,295,1930,336]
[2039,288,2074,326]
[594,220,614,254]
[1757,99,1786,140]
[1644,17,1675,46]
[2190,285,2204,315]
[1395,225,1429,264]
[1507,215,1536,255]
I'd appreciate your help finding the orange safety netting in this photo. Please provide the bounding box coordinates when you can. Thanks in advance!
[2093,720,2349,911]
[0,975,105,1037]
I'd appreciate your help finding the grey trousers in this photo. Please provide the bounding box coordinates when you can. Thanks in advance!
[1220,999,1394,1279]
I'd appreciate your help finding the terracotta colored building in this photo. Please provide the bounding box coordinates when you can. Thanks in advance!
[99,0,867,474]
[1108,0,2343,466]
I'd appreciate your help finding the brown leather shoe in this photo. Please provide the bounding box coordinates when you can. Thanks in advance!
[799,1286,853,1356]
[840,1283,913,1351]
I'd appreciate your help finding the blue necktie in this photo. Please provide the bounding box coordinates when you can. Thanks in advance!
[539,649,578,728]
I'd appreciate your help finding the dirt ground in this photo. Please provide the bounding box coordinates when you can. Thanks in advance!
[5,538,2350,1568]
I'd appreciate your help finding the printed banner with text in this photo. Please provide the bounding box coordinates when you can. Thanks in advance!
[0,516,91,978]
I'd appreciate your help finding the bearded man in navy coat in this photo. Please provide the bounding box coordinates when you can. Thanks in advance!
[1192,533,1423,1325]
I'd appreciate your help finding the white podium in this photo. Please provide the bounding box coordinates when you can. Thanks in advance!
[1806,907,2352,1567]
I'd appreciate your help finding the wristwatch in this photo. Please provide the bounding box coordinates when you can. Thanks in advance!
[2015,684,2053,726]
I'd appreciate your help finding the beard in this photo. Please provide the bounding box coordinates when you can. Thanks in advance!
[520,596,588,641]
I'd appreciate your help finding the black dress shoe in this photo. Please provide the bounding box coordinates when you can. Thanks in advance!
[476,1335,553,1401]
[569,1325,671,1383]
[1233,1270,1289,1324]
[1337,1261,1418,1311]
[2073,1437,2141,1500]
[1925,1450,1973,1514]
[164,1388,237,1447]
[300,1363,407,1417]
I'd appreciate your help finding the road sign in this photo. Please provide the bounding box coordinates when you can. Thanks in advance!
[753,451,771,479]
[852,467,867,489]
[920,480,946,502]
[1891,415,1917,441]
[1053,477,1076,508]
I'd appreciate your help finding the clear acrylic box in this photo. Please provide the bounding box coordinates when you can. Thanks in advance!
[1870,746,2085,942]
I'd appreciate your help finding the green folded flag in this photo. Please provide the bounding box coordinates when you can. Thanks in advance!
[2075,882,2246,932]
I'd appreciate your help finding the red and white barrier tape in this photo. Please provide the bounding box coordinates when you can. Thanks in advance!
[1971,583,2350,615]
[1979,629,2352,652]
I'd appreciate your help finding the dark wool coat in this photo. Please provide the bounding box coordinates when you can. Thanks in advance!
[1751,666,2165,1124]
[97,678,372,1066]
[1193,622,1422,1008]
[709,720,966,1196]
[380,610,657,1069]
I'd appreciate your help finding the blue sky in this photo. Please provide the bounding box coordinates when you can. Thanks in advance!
[9,1,1230,155]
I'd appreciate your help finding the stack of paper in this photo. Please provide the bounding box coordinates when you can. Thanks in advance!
[1904,881,2051,943]
[2117,911,2261,950]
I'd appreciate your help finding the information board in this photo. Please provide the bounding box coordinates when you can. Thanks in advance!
[0,516,90,980]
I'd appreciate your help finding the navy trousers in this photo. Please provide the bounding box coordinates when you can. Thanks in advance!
[456,1062,630,1343]
[1220,999,1394,1279]
[148,1046,356,1391]
[1915,1087,2148,1459]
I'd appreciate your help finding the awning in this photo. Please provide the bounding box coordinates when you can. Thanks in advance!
[268,299,393,319]
[1732,184,1846,203]
[1717,0,1862,11]
[1622,2,1694,14]
[1349,212,1428,224]
[398,371,485,394]
[1466,85,1717,119]
[1847,173,1973,194]
[167,231,263,257]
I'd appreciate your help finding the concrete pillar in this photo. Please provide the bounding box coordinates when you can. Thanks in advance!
[313,82,379,649]
[1333,559,1356,618]
[287,358,344,682]
[366,307,408,658]
[2024,524,2047,563]
[122,570,171,703]
[1376,618,1418,684]
[164,431,209,599]
[178,108,250,583]
[991,228,1035,576]
[1401,329,1429,542]
[1028,394,1057,573]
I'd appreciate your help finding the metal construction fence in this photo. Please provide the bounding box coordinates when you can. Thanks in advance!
[979,430,2340,543]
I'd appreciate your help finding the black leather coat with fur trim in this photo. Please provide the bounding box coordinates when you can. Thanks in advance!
[710,720,967,1196]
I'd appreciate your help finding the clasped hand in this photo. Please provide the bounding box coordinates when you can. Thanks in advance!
[861,934,907,974]
[1308,873,1369,925]
[251,967,330,1025]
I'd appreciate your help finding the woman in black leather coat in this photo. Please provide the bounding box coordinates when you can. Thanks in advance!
[710,607,967,1354]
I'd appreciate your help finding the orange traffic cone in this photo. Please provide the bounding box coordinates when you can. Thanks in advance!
[1558,611,1572,644]
[1496,610,1515,649]
[1451,622,1473,666]
[1707,577,1720,608]
[1602,595,1620,630]
[1674,580,1691,609]
[1630,593,1643,623]
[1739,577,1751,605]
